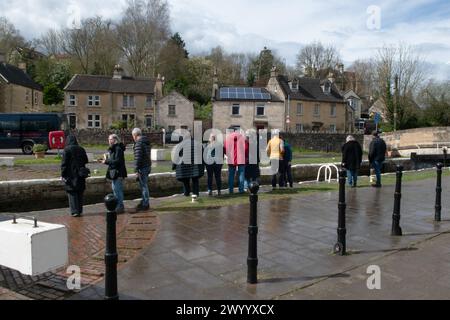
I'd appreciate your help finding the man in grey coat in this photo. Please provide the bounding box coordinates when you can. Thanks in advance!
[132,128,152,211]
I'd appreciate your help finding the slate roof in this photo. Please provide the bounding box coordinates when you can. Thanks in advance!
[64,74,156,94]
[276,75,345,103]
[0,62,42,91]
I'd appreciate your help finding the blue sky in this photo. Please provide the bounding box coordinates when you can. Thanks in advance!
[1,0,450,79]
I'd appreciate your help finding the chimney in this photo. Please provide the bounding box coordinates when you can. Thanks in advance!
[154,73,164,100]
[18,62,27,73]
[113,64,124,80]
[212,68,219,100]
[328,72,335,84]
[270,65,278,78]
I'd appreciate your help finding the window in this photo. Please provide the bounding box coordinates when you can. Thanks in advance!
[168,105,176,116]
[256,104,265,116]
[181,126,188,130]
[314,104,320,117]
[329,124,336,133]
[168,125,176,132]
[25,90,30,103]
[69,94,77,106]
[146,96,153,108]
[232,104,240,116]
[123,95,135,108]
[122,114,135,128]
[88,95,100,106]
[324,82,331,94]
[296,124,304,133]
[34,91,38,105]
[330,103,336,117]
[296,103,303,116]
[88,114,101,128]
[145,115,153,128]
[68,114,76,129]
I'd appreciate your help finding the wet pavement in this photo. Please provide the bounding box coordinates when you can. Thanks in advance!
[72,176,450,300]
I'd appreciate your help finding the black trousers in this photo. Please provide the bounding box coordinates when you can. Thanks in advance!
[206,164,223,192]
[272,160,287,187]
[180,177,200,196]
[67,191,84,215]
[285,162,293,187]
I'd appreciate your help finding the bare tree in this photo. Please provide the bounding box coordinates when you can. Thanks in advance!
[0,16,26,62]
[296,41,342,78]
[35,29,62,56]
[115,0,171,77]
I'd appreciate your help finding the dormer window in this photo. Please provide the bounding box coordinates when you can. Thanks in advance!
[290,80,299,92]
[323,81,331,95]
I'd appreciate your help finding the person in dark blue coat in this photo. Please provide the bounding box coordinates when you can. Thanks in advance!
[368,131,387,188]
[132,128,152,211]
[280,133,293,188]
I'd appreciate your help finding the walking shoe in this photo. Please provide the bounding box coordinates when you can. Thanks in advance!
[371,183,382,188]
[208,190,213,196]
[71,213,81,217]
[136,203,150,212]
[217,190,222,196]
[116,207,125,214]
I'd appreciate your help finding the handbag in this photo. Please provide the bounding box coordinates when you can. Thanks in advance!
[108,169,119,180]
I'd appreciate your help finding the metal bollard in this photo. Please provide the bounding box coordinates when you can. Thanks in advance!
[334,169,347,256]
[247,182,259,284]
[391,165,403,236]
[104,194,119,300]
[443,148,447,168]
[435,163,443,222]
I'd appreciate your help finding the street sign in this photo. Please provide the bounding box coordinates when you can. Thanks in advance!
[374,113,381,125]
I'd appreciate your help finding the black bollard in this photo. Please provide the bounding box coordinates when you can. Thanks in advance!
[104,194,119,300]
[247,182,259,284]
[435,163,443,222]
[334,169,347,256]
[391,165,403,236]
[444,148,447,168]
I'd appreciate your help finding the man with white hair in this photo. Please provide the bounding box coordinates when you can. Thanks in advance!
[132,128,152,211]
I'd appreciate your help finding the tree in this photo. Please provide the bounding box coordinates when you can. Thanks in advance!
[43,83,64,106]
[35,58,73,105]
[116,0,171,77]
[0,17,26,62]
[171,32,188,58]
[295,41,341,78]
[247,47,285,85]
[420,80,450,126]
[158,33,189,86]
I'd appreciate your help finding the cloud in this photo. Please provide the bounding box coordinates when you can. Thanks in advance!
[0,0,449,80]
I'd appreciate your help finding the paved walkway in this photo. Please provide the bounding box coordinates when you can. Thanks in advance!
[70,176,450,300]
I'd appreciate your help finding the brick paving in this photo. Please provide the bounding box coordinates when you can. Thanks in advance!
[0,201,159,300]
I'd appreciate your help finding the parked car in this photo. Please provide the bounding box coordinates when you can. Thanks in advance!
[0,113,68,154]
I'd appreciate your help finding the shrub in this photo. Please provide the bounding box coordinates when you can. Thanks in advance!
[32,144,46,153]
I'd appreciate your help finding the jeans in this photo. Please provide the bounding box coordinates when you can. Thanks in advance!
[206,164,223,192]
[181,177,200,196]
[228,165,245,193]
[138,166,150,207]
[271,160,286,187]
[111,178,125,209]
[68,191,84,215]
[372,161,383,185]
[347,170,358,186]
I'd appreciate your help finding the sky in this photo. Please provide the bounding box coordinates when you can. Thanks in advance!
[1,0,450,80]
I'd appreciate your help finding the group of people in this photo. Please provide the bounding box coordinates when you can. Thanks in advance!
[341,130,387,188]
[61,128,151,217]
[171,129,294,198]
[60,127,386,217]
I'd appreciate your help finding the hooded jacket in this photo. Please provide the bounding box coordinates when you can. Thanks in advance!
[134,136,152,172]
[105,143,128,180]
[61,135,89,192]
[342,140,363,171]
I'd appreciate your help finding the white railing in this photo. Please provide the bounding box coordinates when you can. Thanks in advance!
[317,164,340,183]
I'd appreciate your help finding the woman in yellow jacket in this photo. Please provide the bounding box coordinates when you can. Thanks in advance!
[266,131,285,189]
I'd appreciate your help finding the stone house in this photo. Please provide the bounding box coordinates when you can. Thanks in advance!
[157,91,194,133]
[0,54,44,113]
[212,78,285,133]
[266,68,351,133]
[64,65,163,130]
[342,89,362,120]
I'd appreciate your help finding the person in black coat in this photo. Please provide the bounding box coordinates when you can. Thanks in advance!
[368,131,387,188]
[204,133,224,196]
[132,128,152,211]
[342,135,363,188]
[61,135,89,217]
[172,138,205,197]
[100,134,128,214]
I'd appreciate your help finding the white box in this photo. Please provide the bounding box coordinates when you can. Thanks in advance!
[151,149,166,161]
[0,219,68,276]
[0,157,14,167]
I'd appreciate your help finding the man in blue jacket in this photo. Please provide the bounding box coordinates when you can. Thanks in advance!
[280,133,293,188]
[369,131,387,188]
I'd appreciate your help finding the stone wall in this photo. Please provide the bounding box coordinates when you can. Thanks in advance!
[0,158,415,212]
[69,129,163,146]
[283,133,364,153]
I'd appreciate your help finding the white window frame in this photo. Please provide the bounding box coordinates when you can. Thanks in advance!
[314,104,320,117]
[123,95,135,108]
[296,103,303,116]
[330,103,336,117]
[88,95,101,107]
[69,94,77,106]
[256,104,265,116]
[88,114,101,128]
[296,124,304,133]
[232,104,240,116]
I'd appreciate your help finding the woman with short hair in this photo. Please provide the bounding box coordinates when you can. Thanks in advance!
[342,135,363,188]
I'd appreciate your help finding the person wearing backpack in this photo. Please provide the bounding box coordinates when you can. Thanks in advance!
[100,134,128,214]
[61,135,89,217]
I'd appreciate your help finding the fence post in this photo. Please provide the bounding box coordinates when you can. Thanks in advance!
[104,194,119,300]
[435,163,443,222]
[391,165,403,236]
[247,182,259,284]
